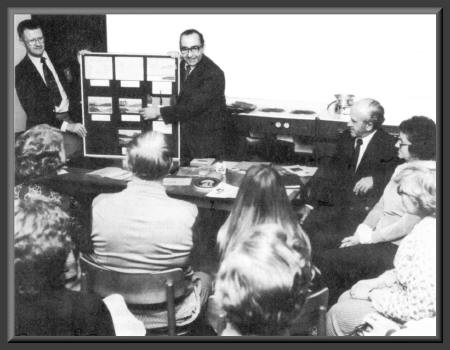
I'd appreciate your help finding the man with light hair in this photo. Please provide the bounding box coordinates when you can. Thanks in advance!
[298,98,399,251]
[89,130,211,330]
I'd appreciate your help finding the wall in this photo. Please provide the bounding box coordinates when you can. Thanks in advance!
[107,14,436,125]
[14,14,30,132]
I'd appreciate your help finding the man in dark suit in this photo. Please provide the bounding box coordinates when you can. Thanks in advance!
[299,98,398,251]
[142,29,227,164]
[15,19,86,157]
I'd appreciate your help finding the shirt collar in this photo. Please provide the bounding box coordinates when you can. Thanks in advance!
[28,50,49,65]
[357,129,377,145]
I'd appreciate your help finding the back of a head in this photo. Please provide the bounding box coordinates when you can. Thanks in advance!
[15,124,64,183]
[219,165,310,258]
[126,131,172,181]
[15,195,72,295]
[399,116,436,160]
[395,163,436,216]
[215,223,312,336]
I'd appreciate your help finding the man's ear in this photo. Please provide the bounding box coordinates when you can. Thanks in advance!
[365,121,374,132]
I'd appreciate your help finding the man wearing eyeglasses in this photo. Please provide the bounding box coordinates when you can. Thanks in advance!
[15,19,86,157]
[141,29,227,164]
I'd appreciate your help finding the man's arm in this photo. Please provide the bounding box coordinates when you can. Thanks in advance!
[160,68,225,124]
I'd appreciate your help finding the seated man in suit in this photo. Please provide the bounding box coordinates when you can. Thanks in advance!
[298,98,398,251]
[15,19,86,158]
[88,130,211,330]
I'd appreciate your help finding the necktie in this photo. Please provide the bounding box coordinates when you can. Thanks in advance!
[184,65,192,81]
[351,138,363,172]
[41,57,62,107]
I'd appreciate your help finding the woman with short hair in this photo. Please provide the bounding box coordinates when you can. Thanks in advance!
[215,223,312,336]
[326,164,436,336]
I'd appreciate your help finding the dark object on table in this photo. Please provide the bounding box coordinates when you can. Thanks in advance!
[227,101,257,114]
[193,177,221,190]
[290,110,316,115]
[260,107,285,113]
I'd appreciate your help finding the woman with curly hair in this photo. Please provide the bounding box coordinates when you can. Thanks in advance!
[15,196,145,336]
[326,164,436,336]
[214,223,313,336]
[15,124,84,289]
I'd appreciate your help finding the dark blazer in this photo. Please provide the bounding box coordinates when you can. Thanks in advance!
[307,128,399,212]
[160,55,227,159]
[15,54,69,129]
[15,290,115,336]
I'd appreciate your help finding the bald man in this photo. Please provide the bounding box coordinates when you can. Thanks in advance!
[299,98,399,252]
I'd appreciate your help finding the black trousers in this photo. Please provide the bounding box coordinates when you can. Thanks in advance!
[313,242,399,308]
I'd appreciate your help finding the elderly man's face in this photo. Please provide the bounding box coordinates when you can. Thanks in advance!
[180,33,204,68]
[347,101,373,138]
[22,28,45,57]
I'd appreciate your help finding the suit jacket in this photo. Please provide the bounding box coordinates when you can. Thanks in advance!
[160,55,227,159]
[15,54,70,129]
[15,289,115,336]
[307,128,399,213]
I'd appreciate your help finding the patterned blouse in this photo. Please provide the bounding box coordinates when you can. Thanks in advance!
[369,216,436,322]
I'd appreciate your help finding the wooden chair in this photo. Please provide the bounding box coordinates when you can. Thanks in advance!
[79,254,188,336]
[289,287,329,336]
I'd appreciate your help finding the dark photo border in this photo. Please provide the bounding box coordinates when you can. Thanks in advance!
[2,0,447,347]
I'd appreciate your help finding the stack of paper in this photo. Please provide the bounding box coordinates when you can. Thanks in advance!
[87,167,133,181]
[190,158,216,167]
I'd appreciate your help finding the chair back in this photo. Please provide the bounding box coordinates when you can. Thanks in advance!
[80,255,187,304]
[289,287,329,336]
[80,254,188,335]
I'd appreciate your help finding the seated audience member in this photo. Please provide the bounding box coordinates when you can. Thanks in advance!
[214,224,313,336]
[315,116,436,306]
[298,98,398,251]
[89,131,211,329]
[326,164,436,336]
[217,164,311,261]
[15,196,145,336]
[15,123,86,289]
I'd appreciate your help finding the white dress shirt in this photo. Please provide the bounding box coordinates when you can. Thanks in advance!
[355,130,377,170]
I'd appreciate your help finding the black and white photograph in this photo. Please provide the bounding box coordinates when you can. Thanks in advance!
[8,5,443,342]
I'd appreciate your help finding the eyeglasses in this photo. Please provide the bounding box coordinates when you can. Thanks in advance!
[395,137,411,147]
[180,45,202,55]
[25,37,44,45]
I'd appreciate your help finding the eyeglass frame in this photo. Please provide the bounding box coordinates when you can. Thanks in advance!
[179,45,202,55]
[395,137,411,148]
[24,37,45,45]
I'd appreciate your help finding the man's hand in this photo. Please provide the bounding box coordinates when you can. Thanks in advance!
[340,235,360,248]
[66,123,87,138]
[297,205,313,225]
[353,176,374,195]
[139,106,161,120]
[350,280,376,300]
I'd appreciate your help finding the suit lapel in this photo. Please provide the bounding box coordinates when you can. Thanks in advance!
[23,55,49,91]
[356,130,379,173]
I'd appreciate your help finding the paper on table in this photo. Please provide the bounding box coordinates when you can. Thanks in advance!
[206,182,239,198]
[88,167,133,181]
[163,177,192,186]
[282,165,318,177]
[115,56,144,81]
[85,56,113,80]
